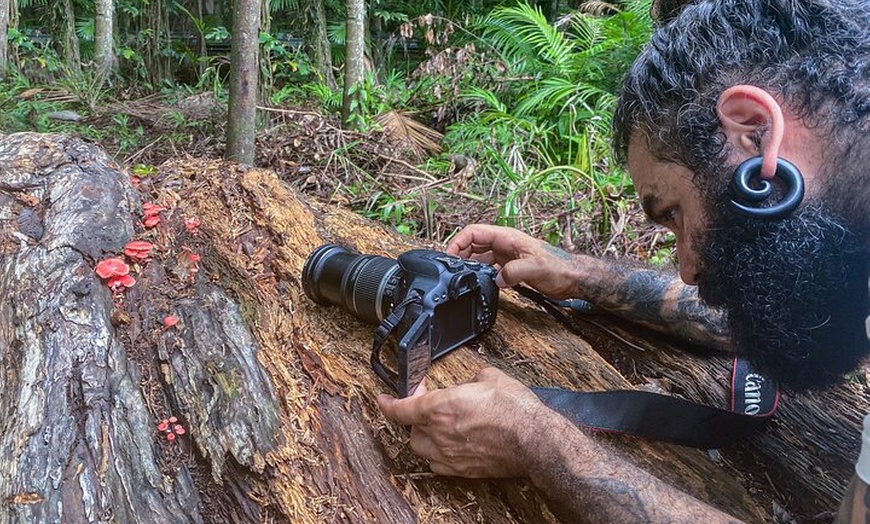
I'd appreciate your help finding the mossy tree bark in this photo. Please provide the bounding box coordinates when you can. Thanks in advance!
[0,0,9,79]
[225,0,261,165]
[0,132,864,523]
[341,0,365,127]
[93,0,116,77]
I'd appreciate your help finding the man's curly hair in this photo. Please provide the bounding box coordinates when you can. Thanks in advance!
[613,0,870,176]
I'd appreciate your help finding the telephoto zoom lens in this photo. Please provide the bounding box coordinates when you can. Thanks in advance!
[302,244,401,324]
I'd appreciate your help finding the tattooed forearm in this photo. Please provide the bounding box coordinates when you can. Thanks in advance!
[528,408,745,524]
[670,285,731,347]
[544,243,574,261]
[568,256,732,350]
[835,475,870,524]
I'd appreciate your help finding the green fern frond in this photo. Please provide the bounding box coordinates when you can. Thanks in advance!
[459,87,507,114]
[478,3,574,75]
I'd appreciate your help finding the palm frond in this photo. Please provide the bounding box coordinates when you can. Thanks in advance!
[459,86,507,113]
[375,110,443,158]
[478,3,574,75]
[577,1,620,16]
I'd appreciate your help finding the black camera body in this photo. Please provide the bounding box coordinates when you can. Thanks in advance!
[302,244,499,397]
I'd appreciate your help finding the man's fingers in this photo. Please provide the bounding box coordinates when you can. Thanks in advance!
[497,258,542,288]
[447,226,503,257]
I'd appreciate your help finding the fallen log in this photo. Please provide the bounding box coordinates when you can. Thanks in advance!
[0,132,864,523]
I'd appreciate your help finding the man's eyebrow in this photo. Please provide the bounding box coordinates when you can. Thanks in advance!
[641,194,659,220]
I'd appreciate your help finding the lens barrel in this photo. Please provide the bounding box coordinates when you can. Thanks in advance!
[302,244,400,323]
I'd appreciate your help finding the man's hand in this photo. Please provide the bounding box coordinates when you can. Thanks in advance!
[377,368,741,523]
[377,368,545,478]
[446,224,581,300]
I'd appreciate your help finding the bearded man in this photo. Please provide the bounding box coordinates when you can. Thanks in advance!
[377,0,870,522]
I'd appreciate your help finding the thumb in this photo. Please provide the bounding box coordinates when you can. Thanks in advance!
[409,377,429,397]
[377,378,429,425]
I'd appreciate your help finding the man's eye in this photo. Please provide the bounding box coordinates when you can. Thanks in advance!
[658,208,677,225]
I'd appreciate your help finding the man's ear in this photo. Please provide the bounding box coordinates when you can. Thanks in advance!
[717,85,785,178]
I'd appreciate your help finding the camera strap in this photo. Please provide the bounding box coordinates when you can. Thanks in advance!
[514,285,779,449]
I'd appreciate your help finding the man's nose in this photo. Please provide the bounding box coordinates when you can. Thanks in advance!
[677,240,700,285]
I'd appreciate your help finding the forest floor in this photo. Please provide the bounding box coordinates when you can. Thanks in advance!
[82,91,667,259]
[78,92,821,524]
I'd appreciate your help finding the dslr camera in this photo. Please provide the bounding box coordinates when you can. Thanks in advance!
[302,244,500,397]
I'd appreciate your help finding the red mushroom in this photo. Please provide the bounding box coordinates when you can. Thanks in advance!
[163,315,179,327]
[142,202,167,216]
[107,274,136,289]
[142,203,166,229]
[184,218,200,235]
[124,241,154,261]
[95,258,130,279]
[143,215,161,229]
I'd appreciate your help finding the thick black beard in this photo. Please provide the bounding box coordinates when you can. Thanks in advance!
[697,202,869,391]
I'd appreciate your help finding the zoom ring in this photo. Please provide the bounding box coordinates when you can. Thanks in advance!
[351,257,399,323]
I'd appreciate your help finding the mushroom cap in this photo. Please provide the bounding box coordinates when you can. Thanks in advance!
[108,274,136,288]
[124,240,153,252]
[124,241,154,259]
[142,202,167,216]
[95,257,130,278]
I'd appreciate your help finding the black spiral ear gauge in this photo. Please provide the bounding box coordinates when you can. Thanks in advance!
[729,156,805,220]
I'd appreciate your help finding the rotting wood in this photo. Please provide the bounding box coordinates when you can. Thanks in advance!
[1,132,863,523]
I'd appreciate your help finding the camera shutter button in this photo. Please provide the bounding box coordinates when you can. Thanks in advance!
[436,255,465,271]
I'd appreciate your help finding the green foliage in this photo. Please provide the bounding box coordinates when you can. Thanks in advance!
[364,192,420,236]
[4,0,658,251]
[260,30,314,92]
[440,0,653,240]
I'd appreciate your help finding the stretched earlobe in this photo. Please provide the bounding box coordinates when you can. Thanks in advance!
[729,156,804,220]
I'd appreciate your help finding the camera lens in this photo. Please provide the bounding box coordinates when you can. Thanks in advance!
[302,244,400,323]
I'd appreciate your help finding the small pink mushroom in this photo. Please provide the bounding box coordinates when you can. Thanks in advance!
[107,274,136,289]
[95,258,129,279]
[184,218,200,235]
[124,241,154,261]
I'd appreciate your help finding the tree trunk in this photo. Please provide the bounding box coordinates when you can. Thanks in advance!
[306,0,336,90]
[258,0,271,100]
[225,0,261,165]
[0,132,866,523]
[62,0,81,76]
[0,0,9,79]
[342,0,365,126]
[197,0,207,79]
[93,0,116,77]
